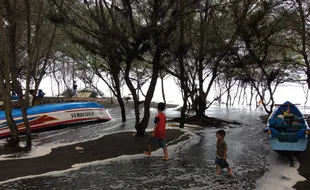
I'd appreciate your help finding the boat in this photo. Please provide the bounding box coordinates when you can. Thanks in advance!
[264,101,310,154]
[0,102,111,138]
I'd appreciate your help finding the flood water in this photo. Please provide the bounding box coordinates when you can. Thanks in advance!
[0,105,299,190]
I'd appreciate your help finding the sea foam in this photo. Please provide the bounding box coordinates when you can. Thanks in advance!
[0,128,200,185]
[255,152,305,190]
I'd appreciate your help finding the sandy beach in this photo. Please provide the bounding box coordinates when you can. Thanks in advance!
[0,129,187,182]
[0,104,308,189]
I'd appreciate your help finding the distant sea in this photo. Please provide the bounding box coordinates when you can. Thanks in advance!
[41,77,310,107]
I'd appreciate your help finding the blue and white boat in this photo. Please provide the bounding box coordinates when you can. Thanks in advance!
[265,101,310,154]
[0,102,111,138]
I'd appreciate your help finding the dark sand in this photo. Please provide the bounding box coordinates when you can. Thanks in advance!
[259,114,310,190]
[0,129,187,182]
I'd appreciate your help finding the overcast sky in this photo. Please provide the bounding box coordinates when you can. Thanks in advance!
[40,76,310,107]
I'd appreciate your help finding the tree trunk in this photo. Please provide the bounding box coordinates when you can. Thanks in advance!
[187,100,191,114]
[190,95,196,113]
[19,98,31,150]
[179,78,189,128]
[266,83,275,114]
[189,83,196,113]
[115,93,126,122]
[11,70,32,150]
[3,102,20,146]
[1,0,20,146]
[197,73,217,117]
[226,78,231,107]
[197,57,205,117]
[216,79,222,106]
[124,56,141,132]
[137,48,162,136]
[255,92,260,109]
[249,85,254,106]
[238,85,243,105]
[111,68,126,122]
[241,86,247,105]
[305,89,309,107]
[196,9,206,118]
[51,65,61,97]
[178,9,190,128]
[22,0,34,150]
[0,77,20,146]
[160,71,166,105]
[180,96,188,128]
[252,83,271,114]
[302,84,309,107]
[232,82,240,105]
[197,95,206,117]
[33,24,57,104]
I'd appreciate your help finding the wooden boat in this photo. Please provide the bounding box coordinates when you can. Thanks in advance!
[0,102,111,138]
[265,101,310,154]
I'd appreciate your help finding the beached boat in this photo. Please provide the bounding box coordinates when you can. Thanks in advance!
[265,101,310,154]
[0,102,111,138]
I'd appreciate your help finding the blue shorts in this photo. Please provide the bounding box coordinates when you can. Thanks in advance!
[149,137,166,148]
[215,156,229,168]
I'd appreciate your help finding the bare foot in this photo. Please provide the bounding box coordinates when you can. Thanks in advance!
[143,151,151,156]
[217,171,221,175]
[162,156,168,161]
[228,168,233,176]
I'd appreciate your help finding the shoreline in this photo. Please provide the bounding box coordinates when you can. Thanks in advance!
[0,129,188,183]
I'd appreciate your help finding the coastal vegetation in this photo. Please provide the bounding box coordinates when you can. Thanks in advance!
[0,0,309,149]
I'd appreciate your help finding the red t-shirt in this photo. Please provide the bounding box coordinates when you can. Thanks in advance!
[154,112,166,139]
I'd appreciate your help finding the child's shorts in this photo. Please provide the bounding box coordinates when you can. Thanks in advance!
[149,137,166,148]
[215,156,229,168]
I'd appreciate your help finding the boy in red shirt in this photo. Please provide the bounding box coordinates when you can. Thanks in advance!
[144,102,168,160]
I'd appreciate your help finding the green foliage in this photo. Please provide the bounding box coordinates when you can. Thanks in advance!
[47,0,310,115]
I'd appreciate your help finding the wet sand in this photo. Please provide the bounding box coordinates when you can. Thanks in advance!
[0,106,270,189]
[259,114,310,190]
[0,129,187,182]
[294,114,310,190]
[294,142,310,190]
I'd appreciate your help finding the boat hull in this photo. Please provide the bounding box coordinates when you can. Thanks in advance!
[270,136,308,152]
[265,101,309,153]
[0,102,111,138]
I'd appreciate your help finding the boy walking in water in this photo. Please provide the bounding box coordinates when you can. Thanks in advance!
[215,130,233,176]
[144,102,168,160]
